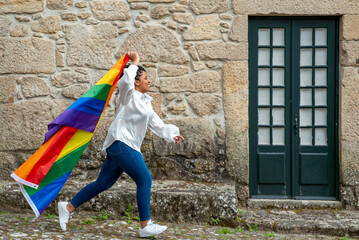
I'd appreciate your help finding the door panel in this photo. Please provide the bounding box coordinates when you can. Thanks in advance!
[249,17,338,199]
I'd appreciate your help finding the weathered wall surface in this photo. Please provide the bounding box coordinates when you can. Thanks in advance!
[0,0,244,198]
[0,0,359,210]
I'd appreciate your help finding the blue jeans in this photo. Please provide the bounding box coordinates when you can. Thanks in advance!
[70,141,152,221]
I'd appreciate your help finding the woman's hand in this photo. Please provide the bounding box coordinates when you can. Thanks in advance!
[174,135,184,144]
[127,51,139,66]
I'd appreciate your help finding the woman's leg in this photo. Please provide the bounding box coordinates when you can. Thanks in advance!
[69,152,123,210]
[109,141,152,225]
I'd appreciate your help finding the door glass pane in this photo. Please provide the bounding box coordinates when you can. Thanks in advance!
[258,28,270,46]
[300,128,312,145]
[300,28,312,46]
[272,128,285,145]
[272,88,285,105]
[315,108,327,125]
[273,48,285,66]
[258,68,270,85]
[258,108,270,125]
[300,89,312,106]
[258,127,270,145]
[300,69,312,86]
[272,107,285,125]
[273,68,285,86]
[315,48,327,66]
[315,88,327,106]
[258,48,270,65]
[315,69,327,86]
[300,49,312,66]
[300,109,312,126]
[315,128,327,145]
[315,28,327,46]
[273,28,285,46]
[258,88,270,105]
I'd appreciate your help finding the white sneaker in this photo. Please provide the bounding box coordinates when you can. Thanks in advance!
[138,220,167,238]
[58,201,73,231]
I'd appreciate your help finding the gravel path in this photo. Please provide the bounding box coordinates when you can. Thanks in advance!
[0,212,351,240]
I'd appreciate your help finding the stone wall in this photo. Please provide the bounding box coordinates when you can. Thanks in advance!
[1,0,359,209]
[0,0,243,194]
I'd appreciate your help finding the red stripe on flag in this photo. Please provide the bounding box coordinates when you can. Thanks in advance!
[25,126,77,185]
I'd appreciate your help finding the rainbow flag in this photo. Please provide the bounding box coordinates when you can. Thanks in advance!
[11,54,129,218]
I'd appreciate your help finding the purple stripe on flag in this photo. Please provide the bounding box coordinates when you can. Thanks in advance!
[44,109,99,142]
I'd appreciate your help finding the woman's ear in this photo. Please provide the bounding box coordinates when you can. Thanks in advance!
[134,79,140,86]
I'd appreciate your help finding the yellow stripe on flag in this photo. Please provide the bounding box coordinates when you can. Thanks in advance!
[56,129,93,161]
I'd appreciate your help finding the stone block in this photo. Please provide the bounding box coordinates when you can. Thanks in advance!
[51,71,86,87]
[0,76,18,104]
[21,77,51,98]
[160,76,192,93]
[173,13,193,25]
[153,118,216,158]
[0,16,11,37]
[342,15,359,41]
[151,5,170,19]
[191,70,220,93]
[116,25,189,64]
[0,37,56,74]
[77,12,91,20]
[31,16,61,34]
[223,61,248,94]
[147,92,162,116]
[223,61,249,183]
[0,0,44,14]
[130,3,150,10]
[232,0,359,15]
[192,61,206,71]
[64,23,117,69]
[341,41,359,67]
[195,41,248,61]
[10,25,28,37]
[62,84,90,99]
[75,2,87,8]
[229,15,248,42]
[169,4,187,12]
[187,93,221,116]
[158,65,190,77]
[47,0,74,10]
[61,13,78,21]
[190,0,229,14]
[90,0,130,21]
[183,15,220,41]
[341,67,359,144]
[0,100,72,151]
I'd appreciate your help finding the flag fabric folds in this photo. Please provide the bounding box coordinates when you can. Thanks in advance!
[11,54,129,218]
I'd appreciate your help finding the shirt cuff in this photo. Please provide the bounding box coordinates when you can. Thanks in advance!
[128,64,138,73]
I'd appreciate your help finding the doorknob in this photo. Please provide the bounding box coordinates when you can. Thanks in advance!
[294,113,299,136]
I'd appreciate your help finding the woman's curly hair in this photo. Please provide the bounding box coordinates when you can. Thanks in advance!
[115,64,146,95]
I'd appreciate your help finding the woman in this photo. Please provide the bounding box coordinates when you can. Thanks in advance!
[58,52,184,238]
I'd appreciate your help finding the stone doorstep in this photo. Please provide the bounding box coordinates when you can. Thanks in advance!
[248,199,343,210]
[241,208,359,238]
[0,180,238,226]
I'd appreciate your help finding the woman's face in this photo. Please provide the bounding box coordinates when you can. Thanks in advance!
[135,71,150,93]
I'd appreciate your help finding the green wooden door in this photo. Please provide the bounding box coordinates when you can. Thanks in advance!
[249,18,338,199]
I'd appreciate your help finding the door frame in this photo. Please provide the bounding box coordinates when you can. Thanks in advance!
[248,16,339,200]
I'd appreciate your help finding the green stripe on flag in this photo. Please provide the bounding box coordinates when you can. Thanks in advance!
[82,84,112,101]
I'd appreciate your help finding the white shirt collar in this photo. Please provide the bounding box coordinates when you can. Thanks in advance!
[134,90,153,102]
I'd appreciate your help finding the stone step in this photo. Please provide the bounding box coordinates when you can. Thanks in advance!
[0,180,238,226]
[240,208,359,238]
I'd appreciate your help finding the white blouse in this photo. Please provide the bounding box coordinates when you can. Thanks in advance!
[102,64,180,155]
